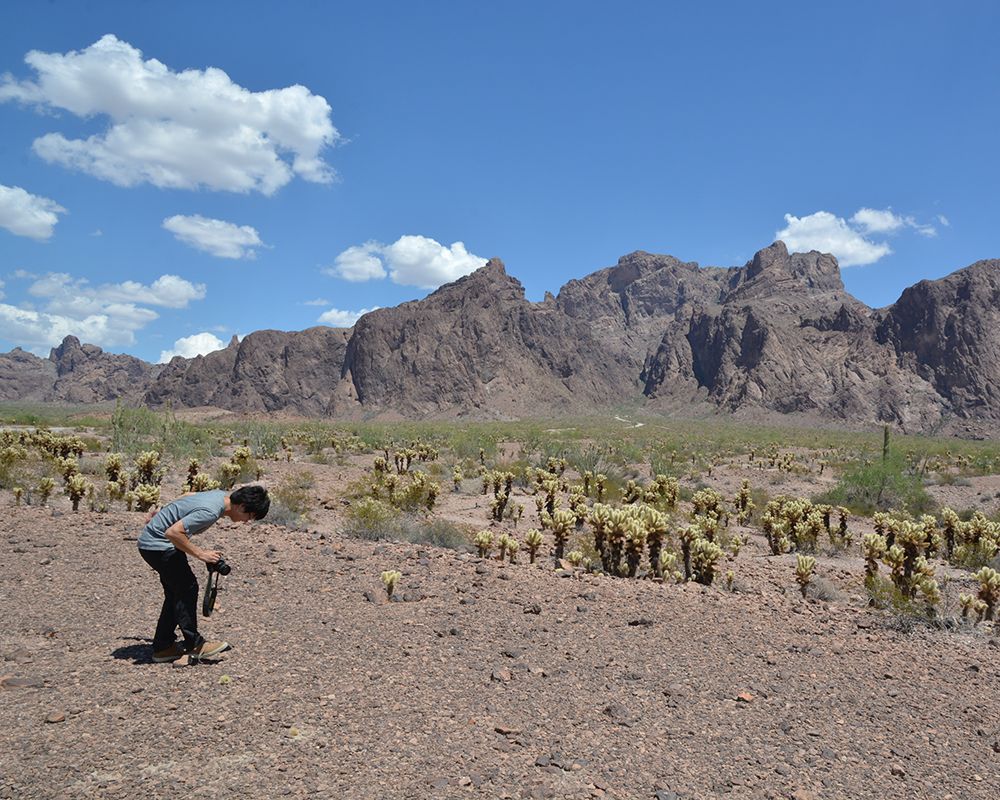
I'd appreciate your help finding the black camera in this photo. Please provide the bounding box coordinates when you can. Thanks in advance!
[208,557,231,576]
[203,557,231,617]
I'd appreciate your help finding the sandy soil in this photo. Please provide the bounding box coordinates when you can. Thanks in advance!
[2,472,998,800]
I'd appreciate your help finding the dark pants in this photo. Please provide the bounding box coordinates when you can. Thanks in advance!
[139,548,205,652]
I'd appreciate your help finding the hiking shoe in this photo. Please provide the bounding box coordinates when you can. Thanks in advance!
[188,640,230,661]
[151,643,186,663]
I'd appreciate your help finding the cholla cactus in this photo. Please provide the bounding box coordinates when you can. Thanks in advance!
[566,550,584,567]
[623,518,647,577]
[496,533,511,561]
[452,467,463,492]
[506,538,520,564]
[690,537,724,585]
[959,592,988,622]
[13,487,23,506]
[734,480,754,524]
[594,473,607,503]
[691,488,724,519]
[658,550,681,582]
[651,474,679,509]
[622,479,642,504]
[474,530,494,558]
[184,459,200,490]
[524,529,543,563]
[973,566,1000,621]
[219,461,241,489]
[65,474,90,511]
[588,503,612,570]
[795,554,816,598]
[133,483,160,513]
[124,490,137,512]
[582,470,593,497]
[191,473,221,492]
[381,570,402,599]
[549,509,575,563]
[641,506,669,576]
[57,456,79,483]
[134,451,163,486]
[862,533,886,580]
[425,482,439,511]
[105,453,124,483]
[38,476,55,506]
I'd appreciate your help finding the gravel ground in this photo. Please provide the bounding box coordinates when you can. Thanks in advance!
[1,505,998,800]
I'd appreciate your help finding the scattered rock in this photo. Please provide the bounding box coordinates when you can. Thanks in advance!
[491,668,512,683]
[1,676,44,689]
[44,711,65,724]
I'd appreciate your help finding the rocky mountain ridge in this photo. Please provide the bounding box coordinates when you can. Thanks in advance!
[1,241,998,436]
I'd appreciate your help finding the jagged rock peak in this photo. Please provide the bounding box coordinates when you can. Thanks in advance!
[49,335,103,375]
[731,241,845,296]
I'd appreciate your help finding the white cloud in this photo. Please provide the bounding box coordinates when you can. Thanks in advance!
[158,331,225,363]
[326,235,487,289]
[937,214,950,227]
[10,269,36,280]
[317,306,379,327]
[0,279,5,300]
[302,297,330,306]
[326,242,386,282]
[0,35,338,195]
[163,214,264,259]
[0,271,206,350]
[90,228,103,237]
[0,183,66,240]
[777,211,892,267]
[850,207,906,235]
[851,207,938,238]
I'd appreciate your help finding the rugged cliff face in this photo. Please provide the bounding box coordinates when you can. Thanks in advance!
[2,242,999,435]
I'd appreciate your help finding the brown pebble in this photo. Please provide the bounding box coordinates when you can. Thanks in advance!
[45,711,66,724]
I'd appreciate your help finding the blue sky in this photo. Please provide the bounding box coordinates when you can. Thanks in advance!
[0,1,997,362]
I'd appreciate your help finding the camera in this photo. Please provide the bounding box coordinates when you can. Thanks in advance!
[207,557,231,576]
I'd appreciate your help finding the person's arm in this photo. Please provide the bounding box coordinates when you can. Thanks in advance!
[164,520,221,564]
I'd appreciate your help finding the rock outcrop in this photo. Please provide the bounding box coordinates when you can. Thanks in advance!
[2,242,999,436]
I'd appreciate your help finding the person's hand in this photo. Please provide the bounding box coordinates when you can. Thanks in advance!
[199,549,222,564]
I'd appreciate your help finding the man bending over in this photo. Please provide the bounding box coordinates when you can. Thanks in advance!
[137,485,270,663]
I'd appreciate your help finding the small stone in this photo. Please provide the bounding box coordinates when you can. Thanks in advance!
[523,604,542,615]
[491,668,512,683]
[627,617,653,627]
[654,792,678,800]
[890,764,905,778]
[45,711,65,724]
[1,676,44,689]
[534,756,550,767]
[458,776,471,787]
[736,691,754,703]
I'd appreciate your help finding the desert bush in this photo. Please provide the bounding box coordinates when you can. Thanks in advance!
[817,449,933,516]
[268,470,315,529]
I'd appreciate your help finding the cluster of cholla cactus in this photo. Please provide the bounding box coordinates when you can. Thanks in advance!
[760,497,848,555]
[939,507,1000,567]
[863,511,942,615]
[621,474,680,509]
[496,533,520,563]
[960,567,1000,622]
[2,428,85,460]
[474,529,494,558]
[524,529,544,563]
[367,457,440,513]
[37,476,55,506]
[482,470,515,521]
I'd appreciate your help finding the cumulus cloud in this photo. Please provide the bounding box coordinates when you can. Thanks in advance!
[777,212,892,267]
[327,243,387,282]
[317,306,379,327]
[0,271,205,350]
[326,235,487,289]
[851,207,937,238]
[0,183,66,240]
[163,214,264,259]
[0,35,338,195]
[777,206,942,267]
[158,331,225,363]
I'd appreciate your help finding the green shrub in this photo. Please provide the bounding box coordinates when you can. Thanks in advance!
[816,449,933,516]
[269,470,315,529]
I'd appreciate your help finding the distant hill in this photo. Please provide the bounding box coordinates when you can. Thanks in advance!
[2,241,998,437]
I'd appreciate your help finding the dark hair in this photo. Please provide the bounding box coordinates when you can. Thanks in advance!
[230,485,270,520]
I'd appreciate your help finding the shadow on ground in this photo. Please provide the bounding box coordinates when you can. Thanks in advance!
[111,637,154,664]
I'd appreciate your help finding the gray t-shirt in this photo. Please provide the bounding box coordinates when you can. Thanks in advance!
[137,490,226,552]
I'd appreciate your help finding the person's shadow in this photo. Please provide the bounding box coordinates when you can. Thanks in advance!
[111,636,154,664]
